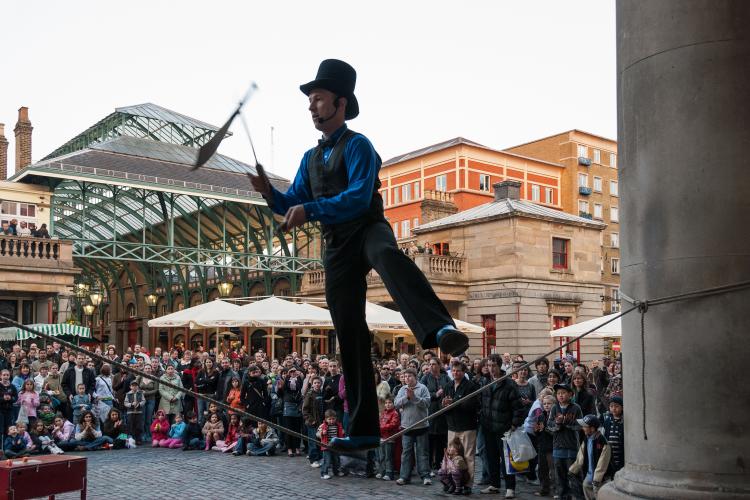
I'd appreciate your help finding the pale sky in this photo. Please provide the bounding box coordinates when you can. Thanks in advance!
[0,0,616,181]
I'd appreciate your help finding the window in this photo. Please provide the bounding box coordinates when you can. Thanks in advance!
[611,258,620,274]
[479,174,491,192]
[610,180,619,196]
[402,184,411,202]
[1,202,17,215]
[609,233,620,248]
[412,218,419,229]
[413,181,421,198]
[380,189,388,206]
[578,173,588,187]
[401,220,410,238]
[392,223,398,238]
[577,145,588,158]
[611,232,619,248]
[531,185,540,202]
[552,237,569,269]
[611,207,619,222]
[579,200,589,213]
[393,187,400,204]
[593,149,601,164]
[611,288,621,312]
[545,187,554,204]
[594,203,603,219]
[610,153,617,168]
[481,314,497,356]
[436,174,447,192]
[593,176,603,192]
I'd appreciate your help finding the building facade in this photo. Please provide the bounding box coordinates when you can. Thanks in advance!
[504,130,621,313]
[378,138,565,241]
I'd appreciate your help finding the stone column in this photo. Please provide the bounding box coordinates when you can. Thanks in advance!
[600,2,750,498]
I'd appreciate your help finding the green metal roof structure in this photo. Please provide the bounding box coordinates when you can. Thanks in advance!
[12,104,321,313]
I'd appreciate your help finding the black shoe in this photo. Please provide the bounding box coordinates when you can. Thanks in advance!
[436,325,469,356]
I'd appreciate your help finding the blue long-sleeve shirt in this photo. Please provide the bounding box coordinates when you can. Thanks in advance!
[270,125,380,225]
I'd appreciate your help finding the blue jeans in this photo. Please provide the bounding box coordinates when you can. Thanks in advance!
[197,398,210,426]
[321,450,341,476]
[71,436,114,450]
[378,441,395,476]
[306,425,321,462]
[185,437,204,449]
[249,442,277,456]
[400,431,430,481]
[142,399,155,440]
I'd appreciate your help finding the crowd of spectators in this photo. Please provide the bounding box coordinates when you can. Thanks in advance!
[0,341,623,499]
[0,219,51,238]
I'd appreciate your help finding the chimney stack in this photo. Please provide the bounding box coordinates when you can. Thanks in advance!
[0,124,8,180]
[494,180,522,201]
[14,106,33,173]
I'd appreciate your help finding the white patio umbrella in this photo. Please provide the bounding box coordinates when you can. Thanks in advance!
[364,301,484,335]
[147,299,241,329]
[196,296,335,328]
[549,313,622,338]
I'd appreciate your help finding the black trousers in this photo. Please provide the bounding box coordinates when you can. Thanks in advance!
[324,220,452,437]
[483,429,516,490]
[428,432,448,469]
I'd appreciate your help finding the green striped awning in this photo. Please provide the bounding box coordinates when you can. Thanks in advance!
[0,323,92,341]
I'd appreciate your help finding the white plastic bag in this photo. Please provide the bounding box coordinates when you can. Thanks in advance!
[504,428,537,462]
[126,437,137,449]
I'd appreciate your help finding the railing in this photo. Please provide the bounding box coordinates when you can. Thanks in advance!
[0,235,65,261]
[423,189,454,202]
[578,157,592,166]
[579,211,593,219]
[425,254,464,275]
[579,186,592,195]
[300,252,467,293]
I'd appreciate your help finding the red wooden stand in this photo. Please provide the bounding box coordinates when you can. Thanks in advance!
[0,455,87,499]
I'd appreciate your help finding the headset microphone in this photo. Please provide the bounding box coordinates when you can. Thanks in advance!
[316,98,341,124]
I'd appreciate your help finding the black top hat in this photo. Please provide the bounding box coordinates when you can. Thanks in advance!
[300,59,359,120]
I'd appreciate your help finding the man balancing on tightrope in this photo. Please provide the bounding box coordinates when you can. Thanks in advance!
[249,59,468,452]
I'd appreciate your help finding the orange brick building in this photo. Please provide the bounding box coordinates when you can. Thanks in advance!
[504,130,620,314]
[379,138,565,241]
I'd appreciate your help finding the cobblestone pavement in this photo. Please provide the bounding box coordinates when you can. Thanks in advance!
[49,447,544,500]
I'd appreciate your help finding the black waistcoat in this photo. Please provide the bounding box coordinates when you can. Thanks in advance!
[307,129,385,235]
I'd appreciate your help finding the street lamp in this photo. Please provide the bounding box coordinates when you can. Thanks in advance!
[217,280,234,298]
[82,303,95,316]
[89,289,103,307]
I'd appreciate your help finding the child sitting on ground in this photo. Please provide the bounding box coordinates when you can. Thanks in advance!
[232,418,253,456]
[30,419,63,454]
[213,413,239,452]
[439,436,470,494]
[182,412,204,450]
[37,403,56,429]
[150,410,170,447]
[317,409,345,480]
[160,413,186,449]
[202,412,224,451]
[247,421,279,456]
[4,425,29,458]
[15,422,35,454]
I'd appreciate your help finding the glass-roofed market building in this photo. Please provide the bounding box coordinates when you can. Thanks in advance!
[7,103,326,355]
